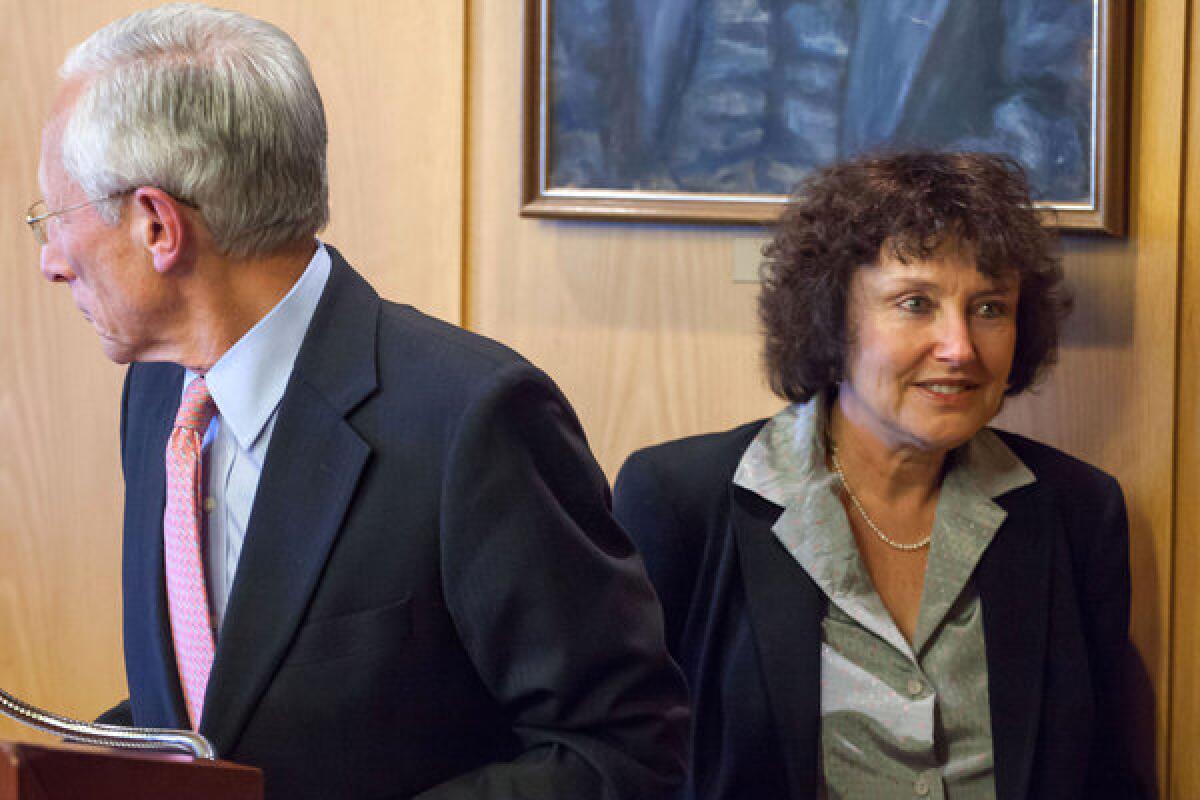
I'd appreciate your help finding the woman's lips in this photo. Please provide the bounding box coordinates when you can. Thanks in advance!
[913,380,982,406]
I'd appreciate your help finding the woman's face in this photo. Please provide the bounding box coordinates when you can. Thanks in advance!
[836,241,1020,456]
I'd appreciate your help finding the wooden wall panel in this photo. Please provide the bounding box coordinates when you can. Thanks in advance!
[999,3,1186,789]
[0,0,463,742]
[1171,0,1200,794]
[467,0,1181,791]
[466,3,781,473]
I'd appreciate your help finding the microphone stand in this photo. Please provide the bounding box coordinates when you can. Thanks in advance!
[0,685,215,759]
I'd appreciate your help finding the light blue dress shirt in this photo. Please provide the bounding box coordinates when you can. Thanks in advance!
[181,242,331,630]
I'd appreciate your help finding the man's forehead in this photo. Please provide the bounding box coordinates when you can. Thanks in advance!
[38,82,82,194]
[38,117,64,194]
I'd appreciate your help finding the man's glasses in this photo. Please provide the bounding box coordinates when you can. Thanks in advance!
[26,190,200,246]
[24,193,127,246]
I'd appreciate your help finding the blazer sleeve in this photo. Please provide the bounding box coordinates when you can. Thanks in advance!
[413,364,689,800]
[1074,477,1146,798]
[96,699,134,727]
[613,449,701,656]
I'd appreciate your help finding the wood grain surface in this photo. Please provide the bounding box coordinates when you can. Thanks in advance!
[1170,0,1200,795]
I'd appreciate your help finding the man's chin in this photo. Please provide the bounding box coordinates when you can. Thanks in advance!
[96,334,134,365]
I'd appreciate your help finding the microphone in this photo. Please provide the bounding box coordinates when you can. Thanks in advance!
[0,685,215,759]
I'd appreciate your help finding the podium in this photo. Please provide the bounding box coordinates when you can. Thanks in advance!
[0,741,261,799]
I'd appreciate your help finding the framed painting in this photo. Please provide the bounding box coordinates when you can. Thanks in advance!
[522,0,1127,233]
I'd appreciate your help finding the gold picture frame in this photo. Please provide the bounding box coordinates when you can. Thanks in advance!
[521,0,1127,234]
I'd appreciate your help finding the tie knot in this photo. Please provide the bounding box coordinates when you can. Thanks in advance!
[175,377,217,432]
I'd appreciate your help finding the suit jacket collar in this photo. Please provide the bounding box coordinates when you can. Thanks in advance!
[200,246,378,753]
[976,482,1055,800]
[130,247,380,751]
[730,455,1054,800]
[124,364,189,727]
[730,486,822,799]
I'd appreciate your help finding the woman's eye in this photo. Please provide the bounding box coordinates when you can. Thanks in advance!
[977,301,1009,318]
[899,296,931,313]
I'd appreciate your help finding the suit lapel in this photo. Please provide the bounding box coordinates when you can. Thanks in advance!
[731,487,824,800]
[123,364,189,727]
[840,0,949,154]
[199,249,379,753]
[977,484,1055,800]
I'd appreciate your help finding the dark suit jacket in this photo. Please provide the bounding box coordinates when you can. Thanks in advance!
[102,247,689,800]
[614,420,1141,800]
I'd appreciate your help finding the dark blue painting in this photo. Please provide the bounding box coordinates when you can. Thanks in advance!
[541,0,1106,213]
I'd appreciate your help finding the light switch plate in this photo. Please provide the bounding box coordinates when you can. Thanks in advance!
[732,237,769,283]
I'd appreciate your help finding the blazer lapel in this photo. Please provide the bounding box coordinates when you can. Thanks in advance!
[731,486,824,800]
[123,364,189,728]
[976,484,1055,800]
[840,0,949,154]
[199,250,380,753]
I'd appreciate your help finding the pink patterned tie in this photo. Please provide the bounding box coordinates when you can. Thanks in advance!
[163,376,218,730]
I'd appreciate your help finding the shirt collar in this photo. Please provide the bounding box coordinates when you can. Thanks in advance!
[184,242,332,450]
[733,395,1035,507]
[734,396,1037,657]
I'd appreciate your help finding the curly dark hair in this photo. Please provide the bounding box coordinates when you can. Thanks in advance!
[759,151,1072,403]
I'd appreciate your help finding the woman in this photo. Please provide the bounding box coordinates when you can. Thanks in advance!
[614,152,1141,799]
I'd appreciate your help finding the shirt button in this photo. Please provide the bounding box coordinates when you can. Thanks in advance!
[204,497,216,513]
[914,776,930,796]
[907,677,924,697]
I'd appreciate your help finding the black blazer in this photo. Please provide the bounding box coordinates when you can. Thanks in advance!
[103,248,689,800]
[614,420,1141,800]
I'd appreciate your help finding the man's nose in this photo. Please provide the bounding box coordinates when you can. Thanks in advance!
[39,239,74,284]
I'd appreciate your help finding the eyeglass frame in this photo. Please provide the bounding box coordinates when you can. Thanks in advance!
[25,191,129,247]
[25,189,197,247]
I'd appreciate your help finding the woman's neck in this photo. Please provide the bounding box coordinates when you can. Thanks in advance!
[827,399,947,506]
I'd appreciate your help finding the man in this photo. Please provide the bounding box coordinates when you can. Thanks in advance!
[30,5,688,798]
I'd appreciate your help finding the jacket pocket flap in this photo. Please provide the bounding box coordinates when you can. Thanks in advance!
[286,599,412,667]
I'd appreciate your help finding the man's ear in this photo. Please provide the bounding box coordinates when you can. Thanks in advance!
[130,187,192,274]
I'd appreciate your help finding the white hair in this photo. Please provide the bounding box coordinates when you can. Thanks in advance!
[58,3,329,258]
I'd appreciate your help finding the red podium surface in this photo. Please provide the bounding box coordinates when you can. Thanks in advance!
[0,740,261,800]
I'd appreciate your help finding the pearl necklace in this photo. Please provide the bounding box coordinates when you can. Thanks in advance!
[829,444,932,552]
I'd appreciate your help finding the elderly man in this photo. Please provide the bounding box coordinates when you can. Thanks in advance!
[29,4,687,798]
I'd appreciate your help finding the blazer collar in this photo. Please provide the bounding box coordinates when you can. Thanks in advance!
[198,246,379,753]
[730,485,823,800]
[976,481,1056,800]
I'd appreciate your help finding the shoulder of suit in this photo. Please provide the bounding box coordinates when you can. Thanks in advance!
[620,419,769,498]
[375,301,553,385]
[988,427,1121,498]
